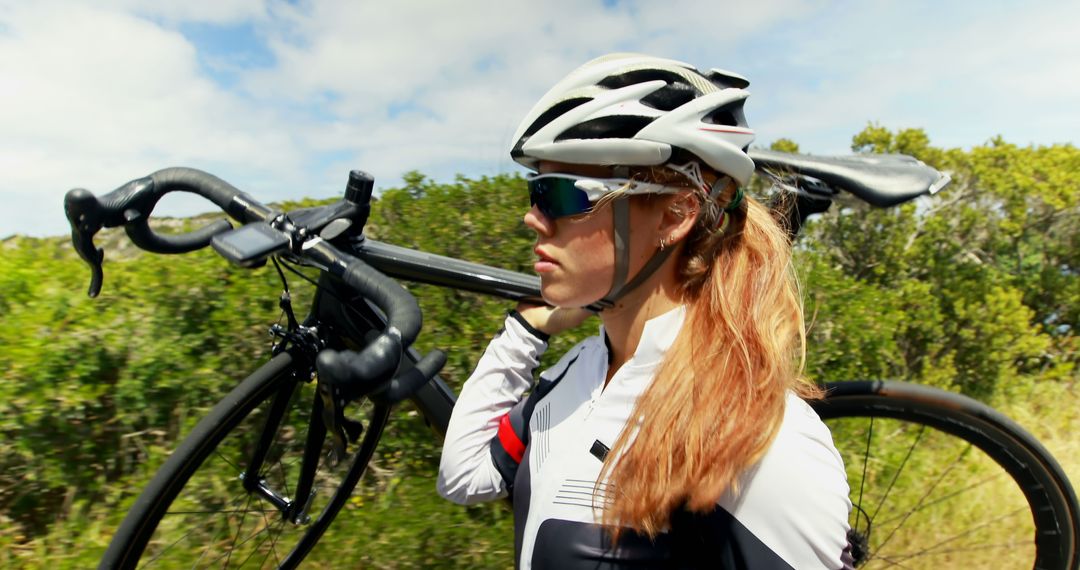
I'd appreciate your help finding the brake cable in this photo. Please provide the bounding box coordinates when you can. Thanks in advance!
[273,255,369,466]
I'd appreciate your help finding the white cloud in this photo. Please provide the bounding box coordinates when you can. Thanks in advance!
[0,1,303,237]
[237,0,820,194]
[103,0,268,24]
[2,0,1077,238]
[750,0,1080,151]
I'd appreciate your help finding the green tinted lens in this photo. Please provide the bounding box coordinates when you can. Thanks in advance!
[528,177,593,218]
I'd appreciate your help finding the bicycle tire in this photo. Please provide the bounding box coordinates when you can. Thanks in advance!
[813,380,1079,570]
[100,352,391,569]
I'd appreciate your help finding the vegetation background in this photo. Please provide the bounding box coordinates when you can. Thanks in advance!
[1,126,1076,568]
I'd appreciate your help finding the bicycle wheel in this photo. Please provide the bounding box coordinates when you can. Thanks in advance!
[813,381,1079,570]
[100,352,391,569]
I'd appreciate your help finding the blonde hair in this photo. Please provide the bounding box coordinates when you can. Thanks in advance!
[597,167,819,538]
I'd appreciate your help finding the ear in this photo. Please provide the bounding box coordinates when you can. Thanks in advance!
[658,191,700,246]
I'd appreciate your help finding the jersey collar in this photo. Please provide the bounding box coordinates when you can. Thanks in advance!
[599,305,686,370]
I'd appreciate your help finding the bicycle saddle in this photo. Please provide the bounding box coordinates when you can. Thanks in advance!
[748,149,951,207]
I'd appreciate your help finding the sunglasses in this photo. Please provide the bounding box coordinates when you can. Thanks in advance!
[527,174,676,219]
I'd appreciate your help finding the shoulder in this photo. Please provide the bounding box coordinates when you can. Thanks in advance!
[769,393,848,475]
[539,334,603,382]
[520,336,601,409]
[715,393,852,569]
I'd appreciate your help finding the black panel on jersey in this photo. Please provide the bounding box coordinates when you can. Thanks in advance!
[491,442,522,495]
[668,507,796,569]
[525,507,798,569]
[531,519,672,569]
[513,451,533,568]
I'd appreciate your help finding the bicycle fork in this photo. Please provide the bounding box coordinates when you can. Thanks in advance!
[236,374,325,526]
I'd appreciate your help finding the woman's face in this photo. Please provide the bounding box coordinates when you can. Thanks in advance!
[524,162,668,308]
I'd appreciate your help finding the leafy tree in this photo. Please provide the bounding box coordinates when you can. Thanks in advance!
[769,138,800,153]
[797,124,1076,397]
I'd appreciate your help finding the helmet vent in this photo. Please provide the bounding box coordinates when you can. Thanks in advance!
[598,68,691,90]
[521,97,591,139]
[557,115,653,141]
[641,83,697,111]
[704,106,744,127]
[706,69,750,90]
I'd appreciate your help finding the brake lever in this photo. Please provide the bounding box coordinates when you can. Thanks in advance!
[318,383,364,468]
[65,177,163,297]
[315,347,446,465]
[64,173,240,297]
[64,188,108,297]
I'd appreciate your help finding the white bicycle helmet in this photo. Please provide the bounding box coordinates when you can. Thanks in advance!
[511,53,755,308]
[511,53,756,186]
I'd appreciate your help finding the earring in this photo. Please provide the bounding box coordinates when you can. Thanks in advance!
[659,237,667,251]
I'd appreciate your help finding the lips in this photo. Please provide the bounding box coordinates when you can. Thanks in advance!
[533,247,558,273]
[534,247,557,264]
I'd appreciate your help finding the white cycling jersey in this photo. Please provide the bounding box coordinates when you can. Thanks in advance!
[438,307,853,569]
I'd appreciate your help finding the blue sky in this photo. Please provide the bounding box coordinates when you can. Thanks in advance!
[2,0,1078,237]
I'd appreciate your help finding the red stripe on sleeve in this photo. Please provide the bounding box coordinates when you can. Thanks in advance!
[497,413,526,464]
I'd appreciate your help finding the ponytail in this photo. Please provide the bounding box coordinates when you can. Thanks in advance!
[597,183,819,538]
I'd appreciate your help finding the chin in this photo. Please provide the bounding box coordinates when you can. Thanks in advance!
[539,279,604,309]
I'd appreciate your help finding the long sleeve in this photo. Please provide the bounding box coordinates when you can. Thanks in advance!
[437,313,547,505]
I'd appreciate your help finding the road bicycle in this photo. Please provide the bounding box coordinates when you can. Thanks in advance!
[64,151,1080,569]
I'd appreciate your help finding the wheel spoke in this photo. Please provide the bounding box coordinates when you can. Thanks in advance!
[223,492,256,567]
[205,509,277,568]
[233,523,279,569]
[142,524,201,568]
[144,487,251,567]
[277,455,292,498]
[163,507,276,516]
[213,447,245,476]
[871,441,971,558]
[876,471,1006,527]
[255,494,283,569]
[868,424,926,525]
[260,518,287,569]
[855,415,873,535]
[188,489,254,569]
[871,553,917,568]
[884,508,1029,563]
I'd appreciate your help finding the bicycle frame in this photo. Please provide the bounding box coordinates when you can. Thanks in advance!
[337,237,547,437]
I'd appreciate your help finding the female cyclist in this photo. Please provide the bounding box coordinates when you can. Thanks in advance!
[438,53,853,569]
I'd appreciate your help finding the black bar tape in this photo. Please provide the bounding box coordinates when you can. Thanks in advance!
[149,167,277,223]
[306,239,423,395]
[124,217,233,254]
[370,349,447,405]
[93,167,278,255]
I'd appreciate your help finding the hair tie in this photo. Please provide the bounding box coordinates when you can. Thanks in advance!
[715,211,729,234]
[724,187,745,212]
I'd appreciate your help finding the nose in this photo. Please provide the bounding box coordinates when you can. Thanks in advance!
[523,204,555,237]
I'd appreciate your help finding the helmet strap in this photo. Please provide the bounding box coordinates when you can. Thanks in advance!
[596,198,676,308]
[603,198,632,302]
